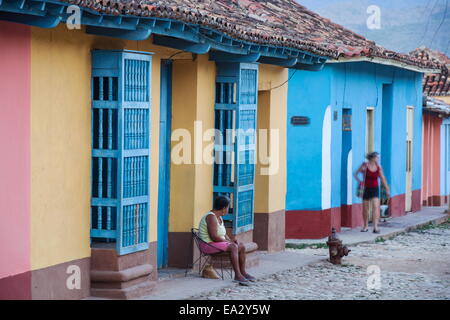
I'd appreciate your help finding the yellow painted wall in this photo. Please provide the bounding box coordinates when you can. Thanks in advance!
[29,24,287,270]
[169,55,216,232]
[30,25,175,270]
[255,64,288,214]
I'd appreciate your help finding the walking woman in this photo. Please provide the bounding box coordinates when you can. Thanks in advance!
[198,196,256,286]
[354,152,390,233]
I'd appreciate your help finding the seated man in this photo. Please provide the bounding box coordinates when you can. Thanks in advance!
[198,196,256,285]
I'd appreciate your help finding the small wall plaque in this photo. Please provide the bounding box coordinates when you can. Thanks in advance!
[291,116,310,126]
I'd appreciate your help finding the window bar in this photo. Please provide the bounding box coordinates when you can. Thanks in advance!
[137,157,140,197]
[99,109,104,150]
[135,204,139,245]
[145,110,149,148]
[143,204,147,242]
[97,158,103,230]
[137,158,140,197]
[136,111,140,150]
[107,109,113,150]
[128,206,132,247]
[130,110,134,150]
[129,110,133,150]
[133,60,137,102]
[99,77,104,102]
[125,61,129,101]
[138,110,142,149]
[132,109,136,149]
[226,110,232,186]
[131,204,135,245]
[217,109,224,186]
[107,77,112,101]
[127,158,131,198]
[130,61,134,102]
[126,159,130,198]
[130,158,134,198]
[126,60,130,101]
[136,110,139,149]
[136,61,139,102]
[132,157,136,197]
[106,109,113,230]
[142,158,145,196]
[138,62,142,102]
[221,110,228,186]
[123,206,127,247]
[140,157,144,196]
[220,83,225,103]
[139,204,143,244]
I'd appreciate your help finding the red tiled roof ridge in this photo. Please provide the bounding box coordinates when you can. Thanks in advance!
[62,0,439,70]
[409,47,450,96]
[410,47,450,67]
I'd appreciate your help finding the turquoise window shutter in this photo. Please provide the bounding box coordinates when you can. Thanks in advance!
[91,50,152,255]
[213,63,258,235]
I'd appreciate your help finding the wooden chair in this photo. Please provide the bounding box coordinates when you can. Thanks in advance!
[185,228,233,280]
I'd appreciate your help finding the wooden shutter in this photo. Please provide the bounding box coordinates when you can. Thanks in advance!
[214,63,258,234]
[91,50,152,255]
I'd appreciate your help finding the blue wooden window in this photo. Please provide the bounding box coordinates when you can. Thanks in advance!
[91,50,152,255]
[214,63,258,234]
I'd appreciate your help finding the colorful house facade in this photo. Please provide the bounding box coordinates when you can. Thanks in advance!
[410,48,450,207]
[0,0,331,300]
[0,0,439,299]
[422,97,450,207]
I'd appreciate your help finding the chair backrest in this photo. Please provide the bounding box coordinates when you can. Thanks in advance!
[191,228,204,249]
[191,228,226,254]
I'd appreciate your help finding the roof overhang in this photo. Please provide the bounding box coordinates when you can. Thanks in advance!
[0,0,328,71]
[327,56,440,74]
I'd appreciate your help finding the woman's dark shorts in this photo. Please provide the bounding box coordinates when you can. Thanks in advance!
[363,187,379,200]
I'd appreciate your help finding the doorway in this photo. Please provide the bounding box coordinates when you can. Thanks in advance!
[157,60,172,268]
[381,84,393,183]
[405,106,414,212]
[341,108,352,208]
[366,107,375,221]
[366,108,375,155]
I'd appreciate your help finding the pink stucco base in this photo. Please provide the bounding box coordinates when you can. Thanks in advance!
[0,22,31,280]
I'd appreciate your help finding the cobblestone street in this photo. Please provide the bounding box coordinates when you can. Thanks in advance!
[194,221,450,300]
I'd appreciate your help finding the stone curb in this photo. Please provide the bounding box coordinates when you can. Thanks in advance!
[370,213,449,245]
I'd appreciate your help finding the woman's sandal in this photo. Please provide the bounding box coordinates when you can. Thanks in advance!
[373,229,380,234]
[244,275,257,282]
[233,279,250,286]
[361,228,369,232]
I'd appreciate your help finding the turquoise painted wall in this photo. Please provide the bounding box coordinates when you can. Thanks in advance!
[286,62,423,211]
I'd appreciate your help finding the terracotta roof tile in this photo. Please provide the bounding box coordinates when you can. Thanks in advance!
[410,47,450,96]
[64,0,439,69]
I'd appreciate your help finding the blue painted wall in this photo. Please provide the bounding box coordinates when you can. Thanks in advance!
[286,61,423,211]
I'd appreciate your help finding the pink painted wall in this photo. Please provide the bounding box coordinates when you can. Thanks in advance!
[0,22,31,279]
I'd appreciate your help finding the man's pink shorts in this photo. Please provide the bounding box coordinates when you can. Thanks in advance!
[199,241,230,254]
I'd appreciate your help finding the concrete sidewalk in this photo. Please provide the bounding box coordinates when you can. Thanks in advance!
[97,206,448,300]
[286,206,449,247]
[138,251,324,300]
